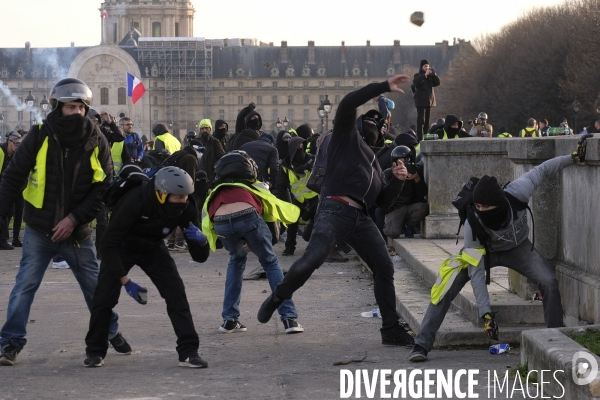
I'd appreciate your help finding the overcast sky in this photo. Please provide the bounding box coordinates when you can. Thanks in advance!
[1,0,566,48]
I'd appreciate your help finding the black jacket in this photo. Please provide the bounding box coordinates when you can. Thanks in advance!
[321,81,404,210]
[432,114,470,139]
[198,135,225,185]
[213,119,229,149]
[377,133,419,171]
[274,136,314,203]
[382,166,427,211]
[0,116,112,241]
[231,110,262,151]
[413,70,441,108]
[0,143,13,180]
[100,181,209,278]
[239,138,279,186]
[165,146,199,179]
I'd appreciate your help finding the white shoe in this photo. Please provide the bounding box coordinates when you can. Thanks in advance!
[52,261,70,269]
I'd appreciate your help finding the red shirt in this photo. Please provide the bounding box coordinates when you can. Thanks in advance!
[208,186,263,219]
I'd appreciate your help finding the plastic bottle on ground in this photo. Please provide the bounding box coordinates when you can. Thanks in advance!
[361,308,381,318]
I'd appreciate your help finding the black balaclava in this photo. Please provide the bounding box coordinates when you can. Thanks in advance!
[473,175,509,230]
[47,102,89,149]
[163,198,188,219]
[247,118,260,130]
[292,149,305,167]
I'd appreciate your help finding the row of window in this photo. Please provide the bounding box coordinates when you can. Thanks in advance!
[218,94,339,106]
[150,109,317,124]
[221,81,361,89]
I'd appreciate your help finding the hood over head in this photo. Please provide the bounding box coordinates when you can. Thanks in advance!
[295,123,313,140]
[152,123,169,136]
[244,110,262,130]
[443,114,463,132]
[287,136,306,165]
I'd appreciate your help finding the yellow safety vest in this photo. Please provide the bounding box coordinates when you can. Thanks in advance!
[498,132,513,138]
[202,181,300,251]
[111,141,124,174]
[154,133,181,153]
[282,166,318,204]
[23,137,106,209]
[0,147,5,175]
[520,128,537,137]
[430,248,486,305]
[441,129,459,140]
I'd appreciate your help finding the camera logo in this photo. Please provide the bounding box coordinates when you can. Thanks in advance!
[572,351,599,385]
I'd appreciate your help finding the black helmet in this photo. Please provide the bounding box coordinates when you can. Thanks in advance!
[49,78,93,113]
[186,131,197,140]
[214,150,258,183]
[391,145,414,165]
[154,167,194,196]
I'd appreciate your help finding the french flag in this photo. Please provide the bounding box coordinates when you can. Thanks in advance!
[127,72,146,105]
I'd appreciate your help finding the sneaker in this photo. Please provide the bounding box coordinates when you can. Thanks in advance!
[483,312,499,341]
[175,240,188,250]
[282,319,304,334]
[84,355,104,367]
[52,260,70,269]
[11,238,22,247]
[0,241,14,251]
[325,250,349,263]
[167,242,175,251]
[282,247,295,256]
[408,344,428,362]
[219,320,248,333]
[0,345,20,366]
[381,325,415,347]
[403,225,414,238]
[179,354,208,368]
[257,292,283,323]
[109,332,132,354]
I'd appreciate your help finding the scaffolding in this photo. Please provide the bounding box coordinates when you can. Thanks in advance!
[137,37,220,135]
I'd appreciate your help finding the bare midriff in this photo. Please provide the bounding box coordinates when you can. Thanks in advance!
[214,202,255,216]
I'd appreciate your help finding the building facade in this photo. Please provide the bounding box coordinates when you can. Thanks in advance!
[0,0,475,141]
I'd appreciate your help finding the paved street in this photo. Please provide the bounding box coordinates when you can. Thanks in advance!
[0,237,524,399]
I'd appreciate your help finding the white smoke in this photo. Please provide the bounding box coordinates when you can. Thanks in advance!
[0,80,43,123]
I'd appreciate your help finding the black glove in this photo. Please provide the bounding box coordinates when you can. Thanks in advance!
[572,133,593,163]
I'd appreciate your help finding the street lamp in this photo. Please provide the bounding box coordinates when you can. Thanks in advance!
[283,116,289,129]
[572,96,580,134]
[317,101,325,134]
[25,90,35,127]
[323,94,332,132]
[276,117,282,130]
[40,95,49,119]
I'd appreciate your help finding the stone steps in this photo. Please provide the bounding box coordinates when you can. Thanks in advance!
[380,238,547,347]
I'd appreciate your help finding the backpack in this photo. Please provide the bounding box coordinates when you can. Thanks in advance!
[102,164,152,209]
[306,130,332,193]
[213,150,259,184]
[451,177,534,284]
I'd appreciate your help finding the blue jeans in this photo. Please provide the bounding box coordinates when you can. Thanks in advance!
[213,209,298,322]
[0,226,118,350]
[275,197,400,331]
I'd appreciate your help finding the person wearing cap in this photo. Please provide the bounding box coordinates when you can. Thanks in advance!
[409,152,586,362]
[468,112,493,138]
[152,123,181,153]
[0,131,22,250]
[258,75,413,347]
[497,126,513,138]
[84,166,210,368]
[239,133,279,188]
[413,60,441,142]
[0,78,128,366]
[520,118,539,137]
[197,119,225,187]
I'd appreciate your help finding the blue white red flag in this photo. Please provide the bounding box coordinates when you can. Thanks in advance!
[127,72,146,105]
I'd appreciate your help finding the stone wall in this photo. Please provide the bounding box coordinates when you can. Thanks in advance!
[421,136,600,326]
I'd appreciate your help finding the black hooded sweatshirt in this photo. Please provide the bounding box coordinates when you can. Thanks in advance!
[231,110,262,151]
[213,119,229,149]
[431,114,470,139]
[274,136,315,206]
[377,133,418,171]
[320,81,404,210]
[100,180,209,279]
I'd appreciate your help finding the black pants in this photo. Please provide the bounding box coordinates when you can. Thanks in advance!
[85,244,199,358]
[274,198,400,331]
[95,205,108,255]
[416,106,431,142]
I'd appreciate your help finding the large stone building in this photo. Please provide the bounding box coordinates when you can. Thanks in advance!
[0,0,475,141]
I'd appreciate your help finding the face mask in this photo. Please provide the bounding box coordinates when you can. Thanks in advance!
[292,150,305,167]
[362,124,379,147]
[164,201,188,219]
[476,203,508,231]
[216,127,227,137]
[195,150,203,161]
[247,118,260,130]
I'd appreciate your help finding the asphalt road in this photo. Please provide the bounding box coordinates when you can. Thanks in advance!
[0,237,525,399]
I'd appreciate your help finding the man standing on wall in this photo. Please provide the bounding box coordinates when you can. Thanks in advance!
[413,60,440,142]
